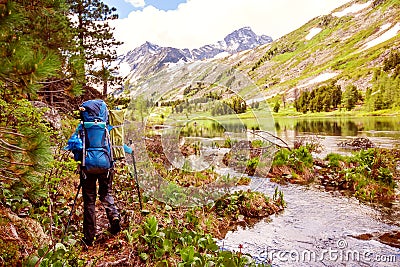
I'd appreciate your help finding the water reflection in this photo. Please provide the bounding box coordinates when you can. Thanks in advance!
[180,120,249,138]
[222,122,248,133]
[178,116,400,153]
[216,118,400,266]
[276,117,400,133]
[292,120,359,136]
[273,116,400,154]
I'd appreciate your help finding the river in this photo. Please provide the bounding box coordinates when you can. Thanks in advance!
[216,116,400,266]
[152,115,400,266]
[218,177,400,266]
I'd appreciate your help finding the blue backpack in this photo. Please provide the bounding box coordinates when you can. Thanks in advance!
[67,100,113,174]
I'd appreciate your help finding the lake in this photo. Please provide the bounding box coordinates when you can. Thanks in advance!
[164,114,400,156]
[269,116,400,157]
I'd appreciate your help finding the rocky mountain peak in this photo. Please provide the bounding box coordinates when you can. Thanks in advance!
[223,26,273,53]
[119,27,273,80]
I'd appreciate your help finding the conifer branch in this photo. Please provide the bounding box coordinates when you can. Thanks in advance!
[0,129,26,137]
[37,78,68,85]
[36,89,66,93]
[0,157,33,167]
[0,173,19,181]
[0,139,27,151]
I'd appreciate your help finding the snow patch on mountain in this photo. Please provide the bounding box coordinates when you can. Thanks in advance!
[333,1,372,17]
[213,52,231,59]
[118,62,131,77]
[361,23,400,51]
[298,72,339,88]
[306,28,322,40]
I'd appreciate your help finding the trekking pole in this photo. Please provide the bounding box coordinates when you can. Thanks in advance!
[129,139,143,211]
[64,180,82,237]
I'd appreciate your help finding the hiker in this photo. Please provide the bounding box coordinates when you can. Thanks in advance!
[66,100,121,246]
[80,165,120,246]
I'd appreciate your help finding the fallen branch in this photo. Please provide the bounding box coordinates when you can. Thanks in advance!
[248,130,291,150]
[97,258,128,267]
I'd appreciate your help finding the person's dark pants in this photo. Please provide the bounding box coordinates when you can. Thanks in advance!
[81,170,119,243]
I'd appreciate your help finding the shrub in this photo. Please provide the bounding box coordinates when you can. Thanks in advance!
[325,153,346,168]
[272,146,313,173]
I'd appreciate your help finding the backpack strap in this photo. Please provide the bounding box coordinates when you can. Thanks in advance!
[80,121,86,167]
[105,126,114,164]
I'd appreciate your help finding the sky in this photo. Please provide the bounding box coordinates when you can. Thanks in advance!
[102,0,353,53]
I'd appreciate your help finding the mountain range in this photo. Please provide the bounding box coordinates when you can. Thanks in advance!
[118,0,400,107]
[118,27,273,81]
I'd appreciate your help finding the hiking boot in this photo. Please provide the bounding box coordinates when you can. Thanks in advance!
[109,217,121,235]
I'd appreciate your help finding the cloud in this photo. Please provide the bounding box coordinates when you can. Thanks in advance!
[112,0,352,53]
[125,0,146,8]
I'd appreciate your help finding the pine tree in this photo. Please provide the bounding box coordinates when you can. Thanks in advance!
[67,0,122,96]
[343,84,359,111]
[0,0,82,212]
[273,101,280,113]
[374,92,384,111]
[0,0,85,100]
[331,84,342,109]
[294,90,309,113]
[0,99,53,212]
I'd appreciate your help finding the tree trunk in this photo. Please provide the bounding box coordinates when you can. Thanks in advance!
[102,61,107,97]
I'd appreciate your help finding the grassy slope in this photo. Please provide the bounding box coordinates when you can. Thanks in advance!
[221,0,400,102]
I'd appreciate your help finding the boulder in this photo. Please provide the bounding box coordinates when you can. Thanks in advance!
[337,137,375,150]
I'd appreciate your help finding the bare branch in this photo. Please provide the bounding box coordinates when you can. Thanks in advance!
[0,129,26,137]
[2,77,19,86]
[36,78,67,85]
[0,157,33,167]
[37,89,67,93]
[0,173,19,181]
[0,139,27,151]
[248,130,291,150]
